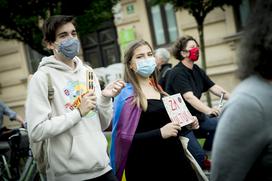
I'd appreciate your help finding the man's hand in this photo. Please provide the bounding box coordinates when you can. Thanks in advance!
[78,90,96,117]
[206,107,221,117]
[102,80,126,98]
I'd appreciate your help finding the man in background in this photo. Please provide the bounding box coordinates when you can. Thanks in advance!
[154,48,172,90]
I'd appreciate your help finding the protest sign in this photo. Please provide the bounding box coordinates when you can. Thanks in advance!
[162,93,194,127]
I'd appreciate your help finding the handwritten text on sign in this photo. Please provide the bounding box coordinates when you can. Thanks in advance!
[162,93,193,127]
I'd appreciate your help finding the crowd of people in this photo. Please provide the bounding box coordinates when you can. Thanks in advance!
[1,0,271,180]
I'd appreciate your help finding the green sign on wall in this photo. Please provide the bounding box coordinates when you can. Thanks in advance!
[119,28,136,45]
[126,4,134,14]
[118,28,136,52]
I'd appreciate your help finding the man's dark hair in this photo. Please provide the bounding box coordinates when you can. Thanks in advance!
[42,15,76,44]
[172,35,199,61]
[238,1,272,80]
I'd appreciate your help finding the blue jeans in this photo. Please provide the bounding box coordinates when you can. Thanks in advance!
[185,115,218,167]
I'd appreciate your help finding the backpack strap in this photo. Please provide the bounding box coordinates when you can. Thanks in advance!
[46,73,54,103]
[28,71,53,175]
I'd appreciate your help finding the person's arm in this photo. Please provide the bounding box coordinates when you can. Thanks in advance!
[15,115,24,125]
[209,84,230,100]
[82,66,113,130]
[94,72,125,131]
[183,91,217,115]
[134,122,181,143]
[133,129,162,142]
[1,101,17,120]
[0,101,24,126]
[26,72,82,142]
[95,76,113,131]
[211,95,266,181]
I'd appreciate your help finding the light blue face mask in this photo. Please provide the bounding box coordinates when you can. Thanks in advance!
[56,38,80,60]
[135,57,156,77]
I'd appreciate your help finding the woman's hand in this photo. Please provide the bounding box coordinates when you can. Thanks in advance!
[160,122,181,139]
[102,80,126,98]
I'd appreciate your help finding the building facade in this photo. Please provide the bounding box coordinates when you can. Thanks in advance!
[0,40,29,128]
[114,0,253,98]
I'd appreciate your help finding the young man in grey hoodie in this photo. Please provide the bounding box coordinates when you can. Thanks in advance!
[25,15,125,181]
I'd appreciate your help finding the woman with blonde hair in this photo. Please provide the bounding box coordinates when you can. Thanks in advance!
[110,39,200,181]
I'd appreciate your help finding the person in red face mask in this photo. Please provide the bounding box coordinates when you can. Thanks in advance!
[165,35,230,171]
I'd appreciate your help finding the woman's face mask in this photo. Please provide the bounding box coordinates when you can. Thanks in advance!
[55,38,80,60]
[188,47,199,61]
[135,57,156,77]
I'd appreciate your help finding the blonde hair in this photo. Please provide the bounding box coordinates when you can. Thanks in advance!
[123,40,162,110]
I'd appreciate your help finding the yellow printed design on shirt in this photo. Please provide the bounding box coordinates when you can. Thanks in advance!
[64,80,96,117]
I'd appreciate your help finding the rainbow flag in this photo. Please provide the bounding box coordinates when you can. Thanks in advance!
[110,83,142,180]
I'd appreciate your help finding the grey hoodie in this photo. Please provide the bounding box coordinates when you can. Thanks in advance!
[26,56,112,181]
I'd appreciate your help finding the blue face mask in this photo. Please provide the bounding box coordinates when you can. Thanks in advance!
[135,57,156,77]
[56,38,80,60]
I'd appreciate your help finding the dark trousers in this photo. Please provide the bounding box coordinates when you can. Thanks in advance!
[85,171,118,181]
[185,115,218,167]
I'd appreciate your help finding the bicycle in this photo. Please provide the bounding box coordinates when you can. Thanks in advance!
[0,128,44,181]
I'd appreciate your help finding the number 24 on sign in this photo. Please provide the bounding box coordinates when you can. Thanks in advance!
[162,93,194,127]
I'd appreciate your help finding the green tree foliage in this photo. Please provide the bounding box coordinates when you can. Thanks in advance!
[0,0,118,55]
[150,0,242,106]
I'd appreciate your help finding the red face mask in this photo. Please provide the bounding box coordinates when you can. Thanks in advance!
[188,47,199,61]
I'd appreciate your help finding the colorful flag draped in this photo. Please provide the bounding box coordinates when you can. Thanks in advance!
[110,83,142,180]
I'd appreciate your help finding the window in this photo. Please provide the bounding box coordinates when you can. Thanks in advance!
[146,1,178,47]
[81,20,120,68]
[234,0,256,31]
